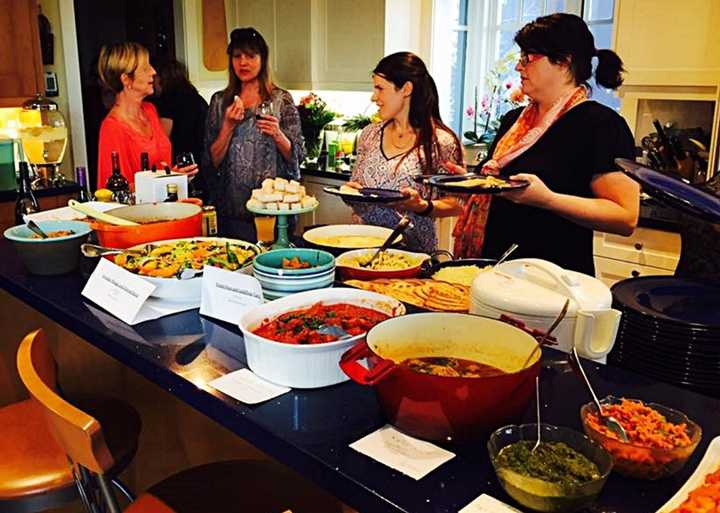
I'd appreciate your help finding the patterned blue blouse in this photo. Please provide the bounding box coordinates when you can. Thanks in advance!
[202,88,304,224]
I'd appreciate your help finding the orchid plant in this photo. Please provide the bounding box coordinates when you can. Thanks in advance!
[464,50,527,145]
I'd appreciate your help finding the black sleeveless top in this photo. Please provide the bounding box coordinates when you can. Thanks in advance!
[481,101,635,275]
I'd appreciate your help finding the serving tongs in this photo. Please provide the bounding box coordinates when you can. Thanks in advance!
[569,346,629,443]
[358,216,412,268]
[68,199,139,226]
[25,219,49,239]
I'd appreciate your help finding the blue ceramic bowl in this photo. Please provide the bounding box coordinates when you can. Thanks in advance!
[253,248,335,276]
[4,220,92,275]
[253,267,335,293]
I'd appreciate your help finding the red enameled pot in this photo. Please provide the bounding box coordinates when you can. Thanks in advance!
[340,313,541,443]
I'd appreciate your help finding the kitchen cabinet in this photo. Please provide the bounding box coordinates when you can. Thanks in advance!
[234,0,385,91]
[614,0,720,87]
[0,0,44,107]
[593,227,680,287]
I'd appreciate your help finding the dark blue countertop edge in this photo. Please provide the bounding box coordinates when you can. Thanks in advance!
[0,272,388,513]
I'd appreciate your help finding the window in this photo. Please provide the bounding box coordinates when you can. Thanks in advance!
[432,0,470,134]
[434,0,619,143]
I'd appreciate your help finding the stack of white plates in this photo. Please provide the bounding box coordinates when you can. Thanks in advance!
[252,248,336,300]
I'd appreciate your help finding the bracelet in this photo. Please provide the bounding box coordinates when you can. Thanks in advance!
[418,199,434,216]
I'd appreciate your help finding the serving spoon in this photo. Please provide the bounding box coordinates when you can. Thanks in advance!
[531,376,542,454]
[359,216,412,268]
[570,346,629,443]
[81,243,143,258]
[520,299,570,370]
[25,219,49,239]
[68,199,139,226]
[495,242,519,267]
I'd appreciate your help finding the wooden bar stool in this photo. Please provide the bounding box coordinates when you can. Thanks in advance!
[2,329,140,513]
[18,329,345,513]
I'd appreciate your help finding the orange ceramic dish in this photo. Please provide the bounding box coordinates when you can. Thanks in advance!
[580,397,701,480]
[669,468,720,513]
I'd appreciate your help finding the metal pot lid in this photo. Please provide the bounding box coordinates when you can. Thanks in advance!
[470,259,612,318]
[22,93,58,111]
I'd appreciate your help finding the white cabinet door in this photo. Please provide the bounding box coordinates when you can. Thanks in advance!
[594,256,674,288]
[593,227,680,272]
[312,0,385,91]
[297,176,354,232]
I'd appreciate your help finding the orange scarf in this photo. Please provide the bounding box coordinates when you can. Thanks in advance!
[452,86,588,258]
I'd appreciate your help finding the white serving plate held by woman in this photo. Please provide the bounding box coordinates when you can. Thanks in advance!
[121,237,259,300]
[238,288,405,388]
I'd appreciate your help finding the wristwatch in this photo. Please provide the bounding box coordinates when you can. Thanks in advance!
[418,199,434,216]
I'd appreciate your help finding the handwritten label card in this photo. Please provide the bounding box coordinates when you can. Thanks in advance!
[199,265,263,324]
[82,258,156,324]
[459,494,523,513]
[208,369,290,404]
[349,425,455,480]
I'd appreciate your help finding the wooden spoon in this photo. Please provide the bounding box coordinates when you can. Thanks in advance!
[68,199,139,226]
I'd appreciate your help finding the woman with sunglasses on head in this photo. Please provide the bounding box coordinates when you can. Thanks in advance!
[405,13,639,275]
[347,52,464,253]
[96,42,198,189]
[203,28,304,239]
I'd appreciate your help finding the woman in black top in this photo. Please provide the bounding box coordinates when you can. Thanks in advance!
[153,59,209,196]
[399,14,639,275]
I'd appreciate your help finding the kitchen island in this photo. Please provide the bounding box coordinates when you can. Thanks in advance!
[0,238,718,513]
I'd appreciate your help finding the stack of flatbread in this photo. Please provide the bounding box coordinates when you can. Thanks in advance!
[345,278,469,312]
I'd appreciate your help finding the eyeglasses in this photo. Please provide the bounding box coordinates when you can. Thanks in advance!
[518,52,543,66]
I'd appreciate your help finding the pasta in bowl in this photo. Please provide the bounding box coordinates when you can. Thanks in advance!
[336,248,430,280]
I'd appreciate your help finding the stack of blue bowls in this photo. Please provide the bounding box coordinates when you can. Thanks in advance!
[252,248,336,300]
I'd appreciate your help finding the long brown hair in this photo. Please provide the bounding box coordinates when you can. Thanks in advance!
[373,52,462,173]
[222,27,274,111]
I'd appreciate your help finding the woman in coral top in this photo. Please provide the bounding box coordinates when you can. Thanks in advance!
[96,42,197,189]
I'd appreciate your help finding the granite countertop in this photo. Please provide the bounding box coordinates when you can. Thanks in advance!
[0,182,81,203]
[1,240,718,513]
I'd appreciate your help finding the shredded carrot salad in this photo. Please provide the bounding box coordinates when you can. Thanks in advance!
[670,468,720,513]
[586,399,691,449]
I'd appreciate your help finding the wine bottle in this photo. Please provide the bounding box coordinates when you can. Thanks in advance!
[15,162,39,225]
[105,151,130,204]
[75,166,90,202]
[140,152,150,172]
[164,183,178,202]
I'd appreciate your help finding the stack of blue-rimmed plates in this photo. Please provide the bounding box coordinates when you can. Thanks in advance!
[252,248,336,300]
[609,277,720,398]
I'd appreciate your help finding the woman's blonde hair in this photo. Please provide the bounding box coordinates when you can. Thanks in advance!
[98,42,150,93]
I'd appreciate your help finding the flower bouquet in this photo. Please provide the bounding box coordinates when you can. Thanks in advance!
[296,93,337,160]
[464,51,527,145]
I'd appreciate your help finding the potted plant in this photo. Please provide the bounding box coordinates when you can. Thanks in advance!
[296,93,337,162]
[464,51,527,164]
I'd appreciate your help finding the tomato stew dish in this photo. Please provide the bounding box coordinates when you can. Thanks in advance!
[252,302,390,345]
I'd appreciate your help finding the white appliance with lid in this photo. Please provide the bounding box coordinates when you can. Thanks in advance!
[469,258,621,362]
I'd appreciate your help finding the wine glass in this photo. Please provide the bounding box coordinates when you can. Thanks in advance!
[176,152,198,197]
[175,151,195,168]
[256,101,273,120]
